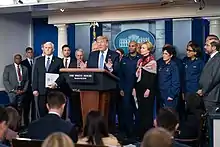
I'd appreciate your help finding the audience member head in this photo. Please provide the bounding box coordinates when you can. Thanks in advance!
[46,91,66,117]
[25,47,34,59]
[97,36,109,52]
[140,41,154,56]
[62,45,71,58]
[162,46,176,63]
[204,39,220,55]
[75,48,84,61]
[136,43,142,54]
[187,42,202,58]
[42,132,74,147]
[187,41,193,47]
[0,107,9,140]
[116,48,124,60]
[92,41,98,52]
[206,34,219,42]
[5,106,20,131]
[14,54,22,65]
[141,127,173,147]
[156,108,179,135]
[128,41,137,54]
[43,42,54,56]
[83,110,109,145]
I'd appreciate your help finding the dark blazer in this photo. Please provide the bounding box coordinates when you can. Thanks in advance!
[199,52,220,103]
[3,64,29,93]
[32,56,64,95]
[27,113,78,142]
[21,59,32,85]
[87,49,120,75]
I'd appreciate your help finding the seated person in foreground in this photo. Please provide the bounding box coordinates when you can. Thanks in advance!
[42,132,75,147]
[176,93,205,139]
[156,108,189,147]
[142,127,173,147]
[77,111,120,146]
[27,91,78,143]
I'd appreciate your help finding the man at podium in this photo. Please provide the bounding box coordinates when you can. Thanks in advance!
[87,36,120,132]
[87,36,120,75]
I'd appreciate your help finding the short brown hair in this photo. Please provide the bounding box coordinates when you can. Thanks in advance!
[47,91,66,109]
[142,128,173,147]
[5,106,20,131]
[210,39,220,51]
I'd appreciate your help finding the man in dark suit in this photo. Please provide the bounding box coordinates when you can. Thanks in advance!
[27,91,78,143]
[87,36,119,75]
[60,45,82,128]
[87,36,120,132]
[21,47,34,125]
[3,54,29,116]
[32,42,64,118]
[197,38,220,113]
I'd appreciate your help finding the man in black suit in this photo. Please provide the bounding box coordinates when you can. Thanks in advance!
[197,38,220,113]
[87,36,119,75]
[27,91,78,143]
[32,42,64,118]
[21,47,34,125]
[60,45,82,128]
[87,36,120,132]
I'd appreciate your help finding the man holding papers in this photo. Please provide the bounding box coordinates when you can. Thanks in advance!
[32,42,64,117]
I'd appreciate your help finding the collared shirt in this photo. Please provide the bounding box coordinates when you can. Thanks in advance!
[63,57,71,68]
[27,58,33,66]
[48,111,60,117]
[98,48,108,68]
[14,63,22,82]
[45,55,53,68]
[210,51,218,59]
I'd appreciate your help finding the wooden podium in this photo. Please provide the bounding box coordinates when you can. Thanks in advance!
[60,68,119,125]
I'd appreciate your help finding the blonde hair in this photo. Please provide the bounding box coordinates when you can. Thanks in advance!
[141,41,154,52]
[142,128,173,147]
[42,132,74,147]
[97,36,108,42]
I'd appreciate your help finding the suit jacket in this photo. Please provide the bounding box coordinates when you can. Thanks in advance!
[199,52,220,103]
[32,56,64,95]
[27,113,78,142]
[3,64,29,93]
[21,59,32,85]
[87,49,120,75]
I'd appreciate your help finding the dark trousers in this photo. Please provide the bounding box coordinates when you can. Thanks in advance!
[38,95,48,117]
[62,91,82,127]
[22,90,34,126]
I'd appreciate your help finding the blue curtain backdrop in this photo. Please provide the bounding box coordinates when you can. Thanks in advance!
[165,19,173,45]
[67,24,75,58]
[33,18,58,57]
[90,23,103,51]
[192,18,209,61]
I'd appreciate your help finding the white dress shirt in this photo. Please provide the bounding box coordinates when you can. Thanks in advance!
[98,48,108,68]
[48,111,60,117]
[45,55,53,68]
[14,63,22,82]
[27,58,33,66]
[210,51,218,59]
[63,57,71,68]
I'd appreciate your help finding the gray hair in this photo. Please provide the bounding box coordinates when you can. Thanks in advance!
[75,48,84,56]
[44,42,54,49]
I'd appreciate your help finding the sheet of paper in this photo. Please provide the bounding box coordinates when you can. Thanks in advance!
[45,73,59,88]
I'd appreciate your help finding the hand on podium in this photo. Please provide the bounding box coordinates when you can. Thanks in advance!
[105,59,113,72]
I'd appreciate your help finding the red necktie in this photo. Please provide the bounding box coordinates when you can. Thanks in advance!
[17,65,22,81]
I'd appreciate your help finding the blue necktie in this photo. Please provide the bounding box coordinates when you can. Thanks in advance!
[99,52,104,69]
[46,57,50,71]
